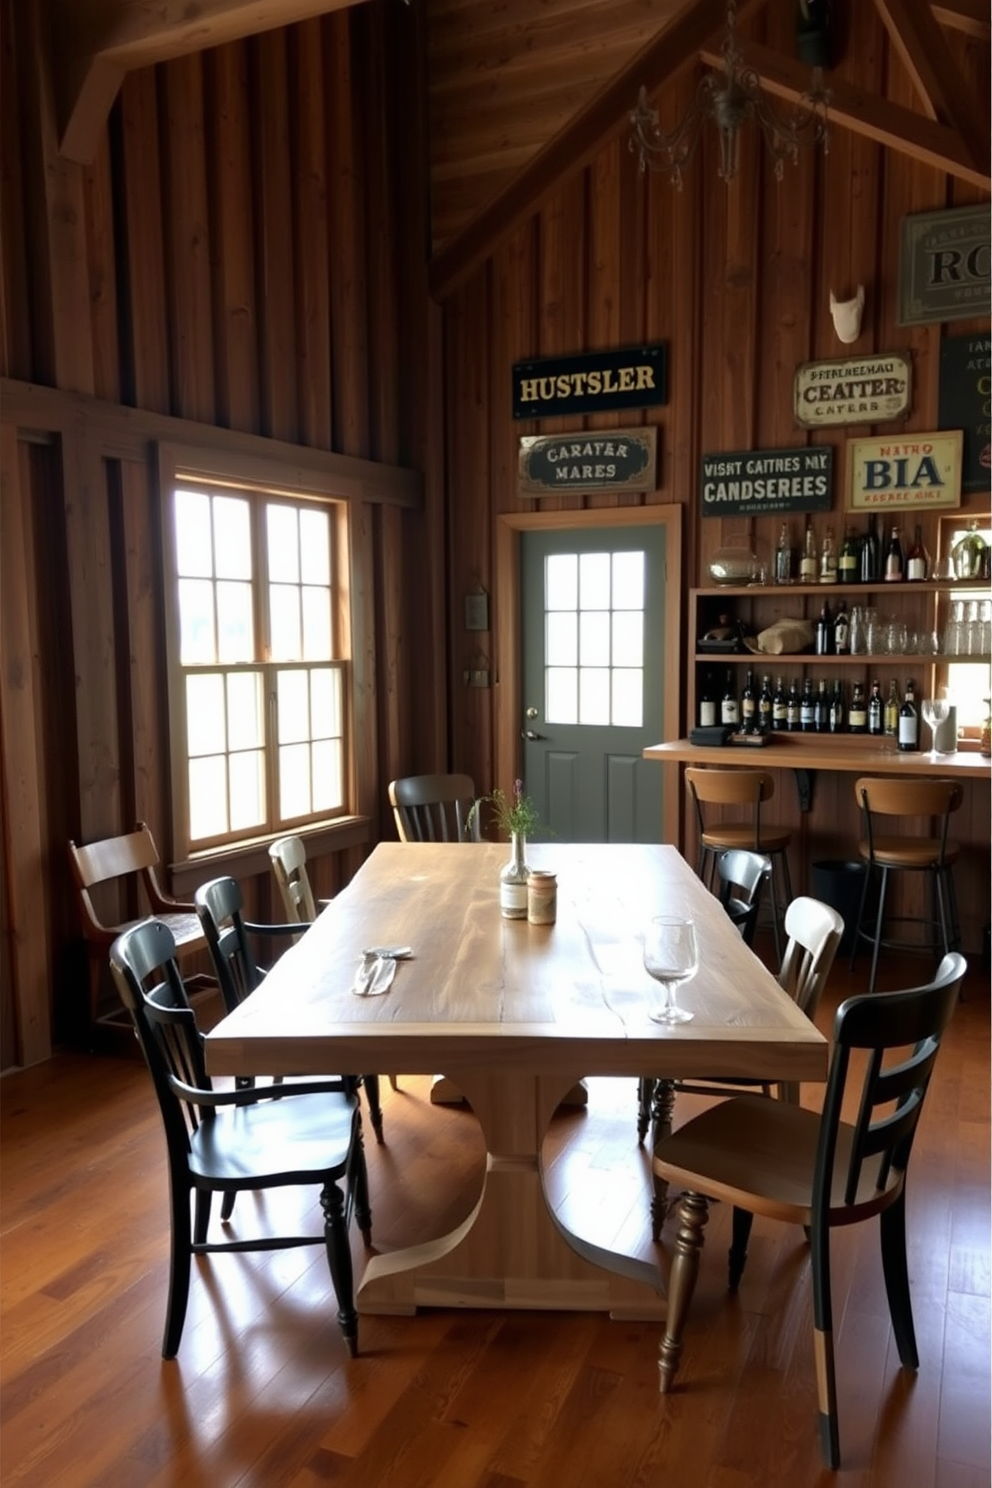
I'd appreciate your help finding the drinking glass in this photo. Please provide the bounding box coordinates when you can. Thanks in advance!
[849,605,865,655]
[921,697,950,760]
[643,915,698,1024]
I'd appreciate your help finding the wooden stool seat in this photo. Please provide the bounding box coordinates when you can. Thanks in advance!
[700,824,792,853]
[857,837,961,871]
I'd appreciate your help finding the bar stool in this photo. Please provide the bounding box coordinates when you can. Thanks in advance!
[850,776,963,995]
[684,767,793,960]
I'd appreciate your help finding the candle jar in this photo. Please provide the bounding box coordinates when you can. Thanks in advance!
[527,870,557,925]
[499,833,530,919]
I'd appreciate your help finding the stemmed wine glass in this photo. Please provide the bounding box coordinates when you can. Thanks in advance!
[642,915,698,1024]
[921,697,950,759]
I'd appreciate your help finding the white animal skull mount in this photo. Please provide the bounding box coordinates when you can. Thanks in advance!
[829,286,865,344]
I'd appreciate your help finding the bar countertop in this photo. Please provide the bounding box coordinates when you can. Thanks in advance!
[643,738,992,778]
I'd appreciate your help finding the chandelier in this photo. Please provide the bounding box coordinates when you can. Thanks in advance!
[629,0,830,188]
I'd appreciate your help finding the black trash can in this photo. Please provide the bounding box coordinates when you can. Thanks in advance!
[810,860,869,958]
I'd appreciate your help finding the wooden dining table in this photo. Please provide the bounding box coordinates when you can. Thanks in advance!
[205,841,827,1321]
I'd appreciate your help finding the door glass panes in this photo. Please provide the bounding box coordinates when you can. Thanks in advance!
[544,550,645,727]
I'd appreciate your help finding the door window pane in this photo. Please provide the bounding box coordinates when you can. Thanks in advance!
[546,612,577,667]
[546,554,577,610]
[579,667,610,725]
[612,669,643,727]
[613,551,644,609]
[544,548,647,727]
[579,611,610,666]
[612,611,643,667]
[579,552,610,609]
[547,667,577,724]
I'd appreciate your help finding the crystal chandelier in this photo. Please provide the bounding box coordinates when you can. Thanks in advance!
[629,0,830,189]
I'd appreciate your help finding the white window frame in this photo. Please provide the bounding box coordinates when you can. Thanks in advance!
[936,513,991,743]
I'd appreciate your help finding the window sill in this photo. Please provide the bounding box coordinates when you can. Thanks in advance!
[168,816,373,897]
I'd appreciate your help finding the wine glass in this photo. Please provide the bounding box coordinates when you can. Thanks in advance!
[921,697,950,759]
[643,915,698,1024]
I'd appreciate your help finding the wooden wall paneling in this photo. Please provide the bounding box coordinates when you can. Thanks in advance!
[533,175,588,514]
[356,0,399,468]
[117,71,170,415]
[325,9,369,459]
[250,30,299,445]
[160,54,216,424]
[345,498,378,830]
[0,424,53,1066]
[585,137,627,510]
[287,21,332,452]
[0,0,32,381]
[83,129,121,406]
[205,44,260,436]
[492,221,538,519]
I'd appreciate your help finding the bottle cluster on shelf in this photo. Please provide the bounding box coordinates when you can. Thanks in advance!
[773,513,990,586]
[699,667,922,750]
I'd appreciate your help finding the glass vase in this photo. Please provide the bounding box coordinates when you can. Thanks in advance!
[499,833,530,919]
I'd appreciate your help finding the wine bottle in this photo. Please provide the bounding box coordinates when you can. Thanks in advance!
[799,517,818,582]
[814,678,829,732]
[815,599,834,656]
[740,669,756,732]
[860,512,880,583]
[833,599,850,655]
[898,680,919,752]
[883,679,899,737]
[838,525,859,584]
[699,669,717,727]
[800,677,815,732]
[786,677,801,732]
[849,680,868,734]
[720,669,739,726]
[829,679,845,734]
[758,673,773,733]
[906,523,929,581]
[775,522,794,584]
[772,675,788,731]
[818,525,837,583]
[884,525,904,582]
[868,679,883,735]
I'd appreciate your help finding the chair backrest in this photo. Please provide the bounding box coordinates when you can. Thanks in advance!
[68,821,180,941]
[777,895,845,1019]
[715,849,771,947]
[854,775,963,822]
[813,952,965,1218]
[269,835,317,924]
[194,876,264,1014]
[685,767,775,809]
[388,773,481,843]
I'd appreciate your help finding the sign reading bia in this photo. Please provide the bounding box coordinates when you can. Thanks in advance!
[700,446,833,517]
[512,344,667,420]
[846,431,963,511]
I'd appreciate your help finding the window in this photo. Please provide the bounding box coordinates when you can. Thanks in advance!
[937,516,990,737]
[167,479,350,853]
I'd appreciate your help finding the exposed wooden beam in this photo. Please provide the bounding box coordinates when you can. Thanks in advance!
[932,0,991,41]
[874,0,989,170]
[428,0,764,302]
[702,39,991,191]
[52,0,368,165]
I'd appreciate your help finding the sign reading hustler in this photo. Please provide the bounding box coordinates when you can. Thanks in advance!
[701,446,833,517]
[512,344,667,420]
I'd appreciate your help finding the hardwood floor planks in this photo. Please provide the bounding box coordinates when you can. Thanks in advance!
[1,954,988,1487]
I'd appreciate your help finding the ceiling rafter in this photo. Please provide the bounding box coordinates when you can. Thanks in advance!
[873,0,989,170]
[932,0,991,41]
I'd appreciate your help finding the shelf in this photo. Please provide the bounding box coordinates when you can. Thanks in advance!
[694,653,991,667]
[694,581,975,599]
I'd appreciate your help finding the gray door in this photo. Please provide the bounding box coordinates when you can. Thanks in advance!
[521,525,667,843]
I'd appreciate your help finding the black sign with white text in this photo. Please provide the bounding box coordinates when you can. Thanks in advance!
[939,333,991,492]
[701,446,833,517]
[512,344,667,420]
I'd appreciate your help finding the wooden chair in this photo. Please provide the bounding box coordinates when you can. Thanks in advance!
[388,773,481,843]
[109,917,370,1360]
[651,951,966,1469]
[269,834,321,926]
[850,776,963,995]
[685,767,794,961]
[194,875,388,1143]
[67,821,209,1036]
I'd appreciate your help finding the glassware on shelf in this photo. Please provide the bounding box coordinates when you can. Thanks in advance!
[921,697,950,760]
[965,600,983,656]
[943,600,965,656]
[863,607,880,654]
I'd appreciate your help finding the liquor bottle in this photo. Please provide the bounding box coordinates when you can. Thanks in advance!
[775,522,794,584]
[819,526,837,583]
[815,599,834,656]
[786,677,801,732]
[740,669,757,731]
[833,599,850,656]
[799,517,818,582]
[884,525,904,582]
[814,678,829,732]
[800,677,816,732]
[720,669,740,726]
[868,679,883,735]
[898,680,919,752]
[883,679,899,737]
[772,675,788,731]
[698,670,717,727]
[849,680,868,734]
[758,673,773,733]
[838,525,859,584]
[829,679,845,734]
[906,524,929,581]
[860,512,880,583]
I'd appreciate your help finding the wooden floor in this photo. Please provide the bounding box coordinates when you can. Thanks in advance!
[2,946,989,1488]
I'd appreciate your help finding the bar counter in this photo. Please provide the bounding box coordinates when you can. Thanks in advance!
[643,738,992,779]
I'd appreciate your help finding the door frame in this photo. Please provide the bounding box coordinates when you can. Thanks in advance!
[495,505,683,846]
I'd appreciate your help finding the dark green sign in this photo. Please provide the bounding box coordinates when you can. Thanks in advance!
[939,333,991,492]
[701,446,833,516]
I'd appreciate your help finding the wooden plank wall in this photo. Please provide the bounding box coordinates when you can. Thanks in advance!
[440,6,991,948]
[0,0,439,1065]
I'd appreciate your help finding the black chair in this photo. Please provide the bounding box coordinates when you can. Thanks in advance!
[194,875,387,1143]
[651,951,966,1469]
[109,917,370,1360]
[388,772,481,843]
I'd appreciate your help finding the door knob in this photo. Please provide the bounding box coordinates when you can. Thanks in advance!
[522,729,545,740]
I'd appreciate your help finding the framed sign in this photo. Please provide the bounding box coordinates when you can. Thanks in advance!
[512,344,667,421]
[898,206,990,327]
[517,428,657,497]
[700,446,832,517]
[939,334,991,492]
[793,353,911,428]
[846,431,963,511]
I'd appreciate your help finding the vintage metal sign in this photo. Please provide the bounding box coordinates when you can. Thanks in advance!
[700,446,833,517]
[517,428,657,497]
[898,205,990,326]
[512,344,667,421]
[846,431,963,511]
[939,333,991,493]
[794,353,912,428]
